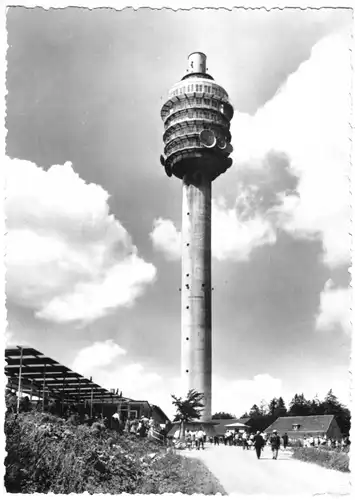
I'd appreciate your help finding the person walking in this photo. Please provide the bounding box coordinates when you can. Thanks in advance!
[253,431,265,459]
[242,431,248,450]
[214,434,220,445]
[191,430,196,448]
[186,431,192,450]
[270,430,281,460]
[282,432,289,449]
[196,428,205,450]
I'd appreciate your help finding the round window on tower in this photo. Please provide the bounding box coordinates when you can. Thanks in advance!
[200,129,216,148]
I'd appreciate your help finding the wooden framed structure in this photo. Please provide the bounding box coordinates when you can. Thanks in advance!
[6,345,129,413]
[5,345,171,425]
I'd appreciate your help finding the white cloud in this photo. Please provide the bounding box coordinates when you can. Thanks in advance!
[212,373,284,417]
[72,339,127,373]
[152,32,351,268]
[316,279,351,335]
[72,340,286,418]
[150,218,181,261]
[4,330,16,347]
[4,329,29,348]
[72,341,285,419]
[150,200,276,262]
[5,158,157,324]
[232,32,351,268]
[71,340,181,418]
[211,199,276,261]
[72,339,350,417]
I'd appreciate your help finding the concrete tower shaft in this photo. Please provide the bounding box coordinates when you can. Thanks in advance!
[181,171,212,421]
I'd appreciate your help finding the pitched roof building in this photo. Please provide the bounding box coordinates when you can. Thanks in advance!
[264,415,342,441]
[211,418,252,436]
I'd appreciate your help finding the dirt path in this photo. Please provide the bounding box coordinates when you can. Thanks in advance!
[181,444,351,496]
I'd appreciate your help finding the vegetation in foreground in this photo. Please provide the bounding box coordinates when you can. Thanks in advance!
[5,411,225,494]
[292,446,350,473]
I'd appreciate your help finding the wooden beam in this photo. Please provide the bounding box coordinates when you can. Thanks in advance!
[42,363,47,411]
[16,347,24,413]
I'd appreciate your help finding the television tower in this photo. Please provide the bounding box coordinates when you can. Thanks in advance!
[160,53,234,422]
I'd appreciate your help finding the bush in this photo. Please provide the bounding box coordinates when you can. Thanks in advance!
[137,449,225,495]
[4,412,224,494]
[292,446,350,473]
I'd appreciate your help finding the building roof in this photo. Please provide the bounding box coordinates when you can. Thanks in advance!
[211,418,251,436]
[264,415,335,436]
[238,417,253,425]
[151,404,171,423]
[6,345,132,405]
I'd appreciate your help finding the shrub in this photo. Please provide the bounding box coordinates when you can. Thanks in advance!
[292,446,350,473]
[136,449,226,495]
[4,412,224,494]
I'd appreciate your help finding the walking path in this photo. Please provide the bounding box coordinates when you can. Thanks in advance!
[181,444,352,497]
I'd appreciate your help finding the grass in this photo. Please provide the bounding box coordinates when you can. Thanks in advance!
[292,446,350,473]
[140,450,226,495]
[179,455,226,495]
[5,411,225,494]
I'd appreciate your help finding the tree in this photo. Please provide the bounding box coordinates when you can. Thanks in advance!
[308,395,324,415]
[288,393,311,416]
[275,397,287,416]
[212,411,236,419]
[323,389,341,415]
[336,406,351,436]
[249,404,263,417]
[171,389,205,438]
[268,398,278,416]
[322,390,350,435]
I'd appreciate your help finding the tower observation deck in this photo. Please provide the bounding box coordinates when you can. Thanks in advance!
[160,52,234,181]
[160,53,234,423]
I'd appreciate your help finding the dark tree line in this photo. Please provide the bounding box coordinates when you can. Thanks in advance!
[214,390,350,435]
[211,411,236,420]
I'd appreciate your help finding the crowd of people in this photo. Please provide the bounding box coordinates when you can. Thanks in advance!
[6,390,168,443]
[175,425,351,460]
[300,433,350,451]
[123,415,167,441]
[215,429,283,459]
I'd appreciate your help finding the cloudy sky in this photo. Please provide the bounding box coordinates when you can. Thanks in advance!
[5,7,352,418]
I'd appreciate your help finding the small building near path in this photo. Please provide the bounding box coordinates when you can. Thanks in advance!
[264,415,342,442]
[211,418,252,437]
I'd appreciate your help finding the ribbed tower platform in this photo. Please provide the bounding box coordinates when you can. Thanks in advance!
[160,53,234,424]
